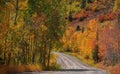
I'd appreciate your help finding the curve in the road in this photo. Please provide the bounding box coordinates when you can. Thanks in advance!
[19,52,109,74]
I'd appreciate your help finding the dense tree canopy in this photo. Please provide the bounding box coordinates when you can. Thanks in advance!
[0,0,67,69]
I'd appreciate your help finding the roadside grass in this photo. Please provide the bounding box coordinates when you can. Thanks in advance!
[49,53,61,70]
[64,52,120,74]
[0,53,61,74]
[0,64,42,74]
[63,52,96,67]
[49,63,61,70]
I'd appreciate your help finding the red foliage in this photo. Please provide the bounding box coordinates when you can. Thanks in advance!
[111,65,120,74]
[98,12,116,22]
[105,12,116,21]
[74,11,89,19]
[74,13,81,19]
[98,14,105,22]
[97,64,120,74]
[99,24,120,65]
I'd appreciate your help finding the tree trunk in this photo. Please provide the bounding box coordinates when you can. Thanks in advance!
[47,42,52,70]
[14,0,19,25]
[4,36,7,65]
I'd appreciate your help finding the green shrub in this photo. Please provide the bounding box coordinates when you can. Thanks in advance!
[92,45,99,63]
[68,12,73,22]
[84,55,90,60]
[76,25,81,31]
[49,63,61,70]
[82,27,85,33]
[87,0,93,3]
[66,47,72,52]
[79,17,85,21]
[81,0,86,9]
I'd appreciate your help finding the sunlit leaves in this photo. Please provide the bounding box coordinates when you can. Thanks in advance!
[113,0,120,12]
[19,0,28,10]
[62,19,99,59]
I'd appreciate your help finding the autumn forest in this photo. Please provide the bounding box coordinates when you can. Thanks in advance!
[0,0,120,74]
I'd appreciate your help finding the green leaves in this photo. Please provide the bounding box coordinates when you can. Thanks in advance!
[81,0,86,9]
[28,0,39,15]
[92,45,99,63]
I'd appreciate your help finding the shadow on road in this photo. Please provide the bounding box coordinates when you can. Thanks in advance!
[45,69,100,71]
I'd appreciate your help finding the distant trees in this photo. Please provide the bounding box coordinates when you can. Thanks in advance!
[69,12,73,22]
[87,0,93,3]
[81,0,86,9]
[99,24,120,65]
[62,19,97,59]
[80,0,94,9]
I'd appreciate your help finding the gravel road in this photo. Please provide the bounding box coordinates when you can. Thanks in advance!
[20,52,109,74]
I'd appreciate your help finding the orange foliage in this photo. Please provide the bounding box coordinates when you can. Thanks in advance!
[62,19,98,59]
[0,65,42,73]
[62,27,75,50]
[87,1,106,12]
[74,11,88,19]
